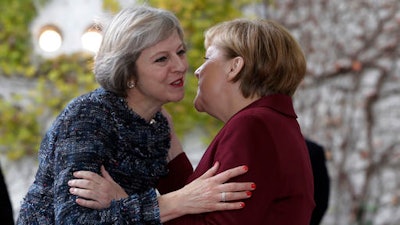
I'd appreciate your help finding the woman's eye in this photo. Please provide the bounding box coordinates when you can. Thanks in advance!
[177,49,186,56]
[155,56,168,63]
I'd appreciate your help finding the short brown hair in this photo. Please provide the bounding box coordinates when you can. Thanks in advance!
[205,19,306,97]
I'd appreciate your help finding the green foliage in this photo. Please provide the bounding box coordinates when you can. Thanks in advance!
[102,0,121,13]
[0,0,37,77]
[0,99,40,160]
[0,53,97,160]
[0,0,40,159]
[0,0,98,159]
[34,53,98,115]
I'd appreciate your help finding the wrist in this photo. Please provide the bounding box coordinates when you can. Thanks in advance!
[158,191,185,223]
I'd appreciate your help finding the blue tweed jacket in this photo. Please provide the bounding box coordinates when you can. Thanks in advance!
[17,88,170,225]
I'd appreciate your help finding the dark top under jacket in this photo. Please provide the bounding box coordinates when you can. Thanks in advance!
[306,139,330,225]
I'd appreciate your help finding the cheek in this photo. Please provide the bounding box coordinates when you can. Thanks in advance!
[183,58,189,71]
[198,77,221,106]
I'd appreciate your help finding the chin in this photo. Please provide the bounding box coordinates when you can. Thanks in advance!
[193,99,205,112]
[169,94,185,103]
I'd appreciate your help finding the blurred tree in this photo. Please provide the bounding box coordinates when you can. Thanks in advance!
[258,0,400,224]
[0,0,97,159]
[0,0,41,159]
[0,0,36,77]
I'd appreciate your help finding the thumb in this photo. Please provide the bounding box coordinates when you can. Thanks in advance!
[101,165,114,182]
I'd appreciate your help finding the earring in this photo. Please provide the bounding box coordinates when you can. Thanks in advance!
[127,80,136,89]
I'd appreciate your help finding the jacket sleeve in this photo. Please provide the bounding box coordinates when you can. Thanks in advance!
[52,101,161,225]
[157,153,193,194]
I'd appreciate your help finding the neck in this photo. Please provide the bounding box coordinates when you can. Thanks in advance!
[218,94,260,123]
[125,95,161,123]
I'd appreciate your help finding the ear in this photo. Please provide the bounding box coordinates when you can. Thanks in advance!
[227,56,244,81]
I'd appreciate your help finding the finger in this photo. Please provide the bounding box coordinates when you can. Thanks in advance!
[73,170,102,182]
[198,162,220,179]
[222,191,252,202]
[212,165,248,183]
[69,187,97,200]
[68,179,94,189]
[213,202,246,211]
[221,182,256,192]
[69,188,100,200]
[75,198,103,210]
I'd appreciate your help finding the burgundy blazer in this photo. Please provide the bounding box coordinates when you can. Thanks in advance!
[159,94,315,225]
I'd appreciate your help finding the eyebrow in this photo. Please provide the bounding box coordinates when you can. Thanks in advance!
[150,42,185,57]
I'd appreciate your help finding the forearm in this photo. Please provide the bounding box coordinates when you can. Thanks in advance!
[57,187,161,224]
[57,141,161,223]
[158,162,253,223]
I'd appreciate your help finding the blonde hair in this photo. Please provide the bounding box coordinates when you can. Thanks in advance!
[205,19,306,97]
[94,6,184,97]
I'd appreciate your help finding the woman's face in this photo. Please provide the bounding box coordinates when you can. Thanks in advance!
[194,45,232,117]
[134,30,188,106]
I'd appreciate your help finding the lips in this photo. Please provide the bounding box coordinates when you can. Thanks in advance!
[171,78,184,87]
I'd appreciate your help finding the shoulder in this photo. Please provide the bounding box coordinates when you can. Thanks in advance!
[226,106,274,131]
[67,89,110,111]
[59,88,122,121]
[48,89,120,136]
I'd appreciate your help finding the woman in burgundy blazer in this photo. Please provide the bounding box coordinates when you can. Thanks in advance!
[162,19,315,225]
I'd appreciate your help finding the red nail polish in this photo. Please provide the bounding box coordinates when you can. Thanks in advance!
[246,191,252,197]
[251,183,256,189]
[242,165,248,171]
[240,202,245,208]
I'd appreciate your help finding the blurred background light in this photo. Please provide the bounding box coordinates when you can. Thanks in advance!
[38,25,62,52]
[81,26,102,53]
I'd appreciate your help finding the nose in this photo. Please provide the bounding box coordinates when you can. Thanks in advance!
[194,65,202,78]
[173,55,188,73]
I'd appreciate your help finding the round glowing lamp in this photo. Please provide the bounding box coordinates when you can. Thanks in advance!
[38,26,62,52]
[81,28,102,53]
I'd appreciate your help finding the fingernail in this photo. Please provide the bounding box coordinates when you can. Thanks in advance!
[240,202,245,208]
[242,165,248,171]
[251,183,256,189]
[246,191,252,197]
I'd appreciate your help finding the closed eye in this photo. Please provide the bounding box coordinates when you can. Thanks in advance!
[155,56,168,63]
[177,49,186,56]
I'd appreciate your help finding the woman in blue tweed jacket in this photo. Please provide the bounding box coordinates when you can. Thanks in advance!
[17,6,253,225]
